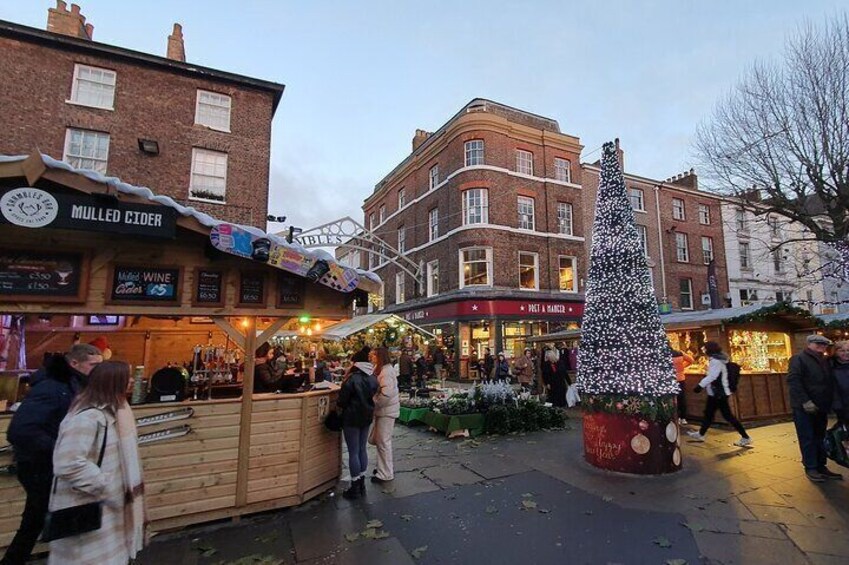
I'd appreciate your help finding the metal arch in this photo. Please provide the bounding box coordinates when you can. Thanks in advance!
[277,216,423,286]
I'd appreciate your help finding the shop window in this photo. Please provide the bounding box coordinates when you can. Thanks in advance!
[189,148,227,203]
[557,202,573,236]
[395,272,405,304]
[739,242,751,269]
[398,187,406,209]
[428,208,439,241]
[429,164,439,189]
[554,157,571,182]
[69,64,116,110]
[699,204,710,225]
[462,188,488,225]
[675,233,689,262]
[679,278,693,310]
[516,149,533,175]
[518,196,535,230]
[559,256,577,292]
[63,128,110,174]
[518,252,538,290]
[460,247,492,288]
[672,198,686,220]
[465,140,484,166]
[195,90,231,132]
[729,329,790,373]
[427,260,439,297]
[629,188,645,211]
[701,236,714,264]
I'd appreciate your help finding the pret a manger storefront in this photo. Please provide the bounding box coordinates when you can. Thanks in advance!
[0,154,380,549]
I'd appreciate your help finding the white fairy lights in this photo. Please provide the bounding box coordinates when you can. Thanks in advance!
[576,142,679,397]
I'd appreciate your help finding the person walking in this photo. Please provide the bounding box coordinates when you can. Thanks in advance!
[48,361,145,565]
[370,347,399,484]
[494,352,511,382]
[671,347,695,425]
[541,348,568,407]
[2,344,103,565]
[513,349,534,390]
[414,353,429,388]
[432,347,446,384]
[483,348,495,381]
[787,335,842,482]
[832,340,849,427]
[337,347,377,499]
[686,341,752,447]
[398,349,413,389]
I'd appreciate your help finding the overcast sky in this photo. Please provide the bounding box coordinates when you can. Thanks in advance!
[3,1,845,232]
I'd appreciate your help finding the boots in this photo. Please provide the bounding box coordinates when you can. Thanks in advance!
[343,477,365,500]
[356,476,366,495]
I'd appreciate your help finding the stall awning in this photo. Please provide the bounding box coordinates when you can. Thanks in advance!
[319,314,434,341]
[525,329,583,344]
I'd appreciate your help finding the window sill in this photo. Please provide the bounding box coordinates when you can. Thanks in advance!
[559,289,579,294]
[65,99,114,111]
[196,123,231,134]
[518,287,539,292]
[633,209,647,214]
[188,196,227,205]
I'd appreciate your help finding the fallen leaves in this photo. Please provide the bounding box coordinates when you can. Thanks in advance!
[400,514,414,522]
[411,545,429,559]
[345,520,390,544]
[652,536,672,548]
[521,500,538,510]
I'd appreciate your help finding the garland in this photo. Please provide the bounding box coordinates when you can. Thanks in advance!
[581,393,677,422]
[723,302,818,326]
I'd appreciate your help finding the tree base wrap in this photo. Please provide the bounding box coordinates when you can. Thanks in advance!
[421,411,485,437]
[583,411,682,474]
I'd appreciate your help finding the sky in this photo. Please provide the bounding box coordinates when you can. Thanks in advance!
[2,1,846,233]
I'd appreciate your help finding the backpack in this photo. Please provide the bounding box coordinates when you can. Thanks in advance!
[726,362,741,393]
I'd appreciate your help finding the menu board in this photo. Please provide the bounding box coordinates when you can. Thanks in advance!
[193,269,225,306]
[0,249,87,302]
[276,273,304,308]
[238,272,266,306]
[109,265,181,304]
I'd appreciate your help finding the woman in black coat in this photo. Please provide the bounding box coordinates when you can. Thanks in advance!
[337,347,377,499]
[542,348,568,407]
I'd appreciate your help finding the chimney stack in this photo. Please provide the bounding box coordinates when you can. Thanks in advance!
[613,138,625,170]
[166,23,186,62]
[47,1,93,40]
[412,129,432,152]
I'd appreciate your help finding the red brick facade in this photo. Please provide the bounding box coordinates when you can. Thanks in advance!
[0,15,284,228]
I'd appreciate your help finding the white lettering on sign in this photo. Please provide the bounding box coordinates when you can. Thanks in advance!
[525,303,567,314]
[405,311,426,320]
[70,205,164,227]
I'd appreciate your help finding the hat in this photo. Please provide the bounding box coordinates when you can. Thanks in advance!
[807,335,833,346]
[88,336,112,360]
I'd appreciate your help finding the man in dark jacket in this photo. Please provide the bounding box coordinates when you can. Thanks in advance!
[483,347,495,381]
[3,344,102,565]
[398,350,413,389]
[787,335,841,482]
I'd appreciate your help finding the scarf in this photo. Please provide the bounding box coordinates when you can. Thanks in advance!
[115,404,146,558]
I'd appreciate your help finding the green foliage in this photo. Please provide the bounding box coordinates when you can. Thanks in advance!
[581,393,677,422]
[483,400,565,435]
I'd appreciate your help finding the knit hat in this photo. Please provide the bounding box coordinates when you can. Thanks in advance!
[88,336,112,360]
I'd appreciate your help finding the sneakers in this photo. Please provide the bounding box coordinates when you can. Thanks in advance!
[371,475,391,484]
[818,467,844,480]
[686,430,705,442]
[733,437,753,448]
[678,418,688,426]
[806,469,827,483]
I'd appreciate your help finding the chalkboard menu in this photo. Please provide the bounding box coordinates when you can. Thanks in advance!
[108,265,181,304]
[0,249,88,303]
[276,273,305,308]
[193,269,225,306]
[238,272,266,306]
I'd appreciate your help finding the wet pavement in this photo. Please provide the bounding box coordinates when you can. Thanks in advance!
[132,413,849,564]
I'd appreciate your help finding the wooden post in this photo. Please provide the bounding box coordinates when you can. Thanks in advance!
[235,316,256,507]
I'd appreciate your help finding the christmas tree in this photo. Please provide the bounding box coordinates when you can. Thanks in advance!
[577,141,678,417]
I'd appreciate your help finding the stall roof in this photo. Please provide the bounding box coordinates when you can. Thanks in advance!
[526,329,583,343]
[320,314,434,341]
[0,153,381,294]
[818,312,849,326]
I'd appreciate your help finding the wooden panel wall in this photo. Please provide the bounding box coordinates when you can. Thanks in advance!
[0,416,26,550]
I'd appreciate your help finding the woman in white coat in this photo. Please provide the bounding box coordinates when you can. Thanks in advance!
[370,347,400,483]
[48,361,145,565]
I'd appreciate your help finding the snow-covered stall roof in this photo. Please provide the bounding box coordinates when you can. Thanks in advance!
[319,314,434,341]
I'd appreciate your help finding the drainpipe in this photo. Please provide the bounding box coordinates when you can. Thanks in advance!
[654,184,668,301]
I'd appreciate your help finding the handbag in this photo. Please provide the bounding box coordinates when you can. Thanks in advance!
[323,410,342,432]
[41,415,108,542]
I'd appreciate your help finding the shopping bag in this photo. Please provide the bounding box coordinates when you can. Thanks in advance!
[566,385,580,408]
[824,422,849,469]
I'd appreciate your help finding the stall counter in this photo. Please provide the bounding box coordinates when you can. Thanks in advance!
[682,371,791,423]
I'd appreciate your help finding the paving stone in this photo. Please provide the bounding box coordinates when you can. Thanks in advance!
[289,502,370,562]
[421,463,484,487]
[368,470,441,499]
[737,487,793,508]
[393,455,446,473]
[136,536,199,565]
[299,536,415,565]
[693,530,808,564]
[743,503,816,526]
[460,453,532,479]
[784,523,849,558]
[739,520,790,540]
[808,552,849,565]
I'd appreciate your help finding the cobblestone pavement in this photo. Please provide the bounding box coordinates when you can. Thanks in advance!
[131,413,849,565]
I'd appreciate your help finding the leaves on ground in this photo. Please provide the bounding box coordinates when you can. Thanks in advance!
[253,532,280,544]
[666,560,688,565]
[521,492,535,498]
[538,508,551,514]
[401,514,414,522]
[411,545,429,559]
[652,536,672,548]
[365,519,384,529]
[521,500,538,510]
[201,548,218,557]
[485,505,498,514]
[680,522,704,533]
[602,495,614,503]
[583,510,593,516]
[345,532,360,542]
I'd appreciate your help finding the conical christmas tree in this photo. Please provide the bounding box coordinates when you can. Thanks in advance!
[577,141,681,474]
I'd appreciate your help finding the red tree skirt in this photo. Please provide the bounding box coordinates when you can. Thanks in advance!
[583,411,682,474]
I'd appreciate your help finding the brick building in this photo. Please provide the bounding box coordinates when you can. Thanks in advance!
[351,99,587,376]
[581,144,730,312]
[0,2,285,227]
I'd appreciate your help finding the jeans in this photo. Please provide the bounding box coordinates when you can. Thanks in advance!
[699,394,749,438]
[1,460,53,565]
[343,425,370,480]
[792,407,828,471]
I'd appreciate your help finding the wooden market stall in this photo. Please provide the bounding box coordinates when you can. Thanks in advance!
[0,153,380,550]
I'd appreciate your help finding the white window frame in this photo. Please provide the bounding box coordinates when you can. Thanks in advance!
[518,252,539,291]
[698,204,710,225]
[675,232,689,263]
[735,208,747,231]
[195,90,232,132]
[557,202,573,236]
[428,208,439,241]
[69,64,116,110]
[739,242,751,269]
[379,205,386,225]
[398,226,406,254]
[395,272,405,304]
[554,157,571,183]
[636,224,649,256]
[427,260,439,297]
[701,236,714,264]
[516,149,533,175]
[429,164,439,190]
[63,128,110,174]
[189,148,228,203]
[462,188,488,225]
[680,279,694,310]
[672,198,686,221]
[558,256,578,293]
[398,188,406,209]
[464,140,484,166]
[768,215,782,239]
[517,196,535,230]
[459,247,492,288]
[773,249,785,273]
[369,213,375,231]
[629,188,645,211]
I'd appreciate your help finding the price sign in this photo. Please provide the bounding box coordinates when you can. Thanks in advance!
[108,266,181,305]
[0,249,88,303]
[193,269,225,307]
[237,272,266,307]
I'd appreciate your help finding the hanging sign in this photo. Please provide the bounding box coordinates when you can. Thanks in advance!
[108,265,181,304]
[0,187,177,238]
[0,249,88,303]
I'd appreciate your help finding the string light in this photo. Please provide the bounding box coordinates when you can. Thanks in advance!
[576,141,679,398]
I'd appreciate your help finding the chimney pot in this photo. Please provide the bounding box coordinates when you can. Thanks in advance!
[57,0,67,11]
[70,3,80,15]
[166,22,186,62]
[84,23,93,39]
[47,1,91,40]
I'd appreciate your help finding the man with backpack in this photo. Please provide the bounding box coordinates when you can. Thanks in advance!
[787,334,842,482]
[686,341,752,447]
[2,344,102,565]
